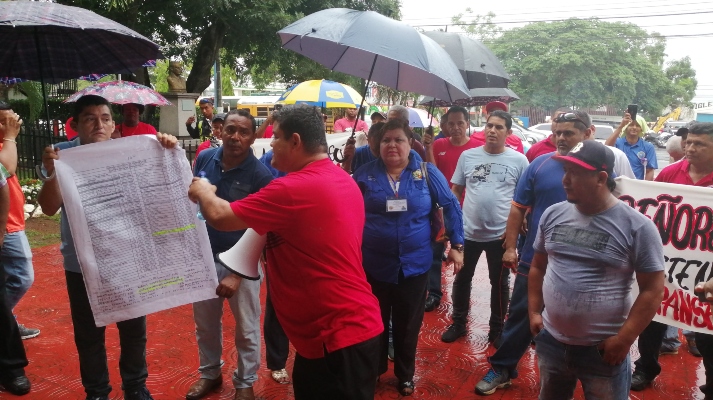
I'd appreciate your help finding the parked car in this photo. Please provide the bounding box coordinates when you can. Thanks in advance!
[529,122,554,137]
[657,132,673,148]
[592,124,615,143]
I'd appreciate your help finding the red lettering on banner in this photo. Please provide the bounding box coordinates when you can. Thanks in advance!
[658,287,713,330]
[619,193,713,253]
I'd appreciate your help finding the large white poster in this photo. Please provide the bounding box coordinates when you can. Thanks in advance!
[54,136,218,326]
[614,177,713,334]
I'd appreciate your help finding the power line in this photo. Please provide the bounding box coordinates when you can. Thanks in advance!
[412,10,713,27]
[403,0,712,22]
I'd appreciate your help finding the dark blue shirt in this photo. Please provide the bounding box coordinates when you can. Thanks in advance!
[259,150,287,178]
[512,152,567,267]
[353,154,464,284]
[194,147,273,253]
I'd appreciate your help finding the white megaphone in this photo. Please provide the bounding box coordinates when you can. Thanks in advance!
[216,228,266,280]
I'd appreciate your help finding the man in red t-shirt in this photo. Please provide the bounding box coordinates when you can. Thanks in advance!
[0,103,39,340]
[189,104,382,400]
[334,107,368,133]
[470,101,524,154]
[634,122,713,394]
[114,104,157,137]
[421,105,484,311]
[526,107,572,162]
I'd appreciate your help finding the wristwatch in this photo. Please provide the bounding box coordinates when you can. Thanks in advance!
[452,244,464,253]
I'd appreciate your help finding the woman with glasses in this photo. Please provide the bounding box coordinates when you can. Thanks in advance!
[352,118,464,396]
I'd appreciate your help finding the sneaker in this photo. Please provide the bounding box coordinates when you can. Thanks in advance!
[630,370,653,391]
[659,346,679,355]
[18,324,40,340]
[387,342,394,361]
[475,368,511,395]
[441,324,467,343]
[689,338,703,357]
[124,386,153,400]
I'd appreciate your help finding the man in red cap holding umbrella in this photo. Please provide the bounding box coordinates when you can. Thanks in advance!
[471,102,524,154]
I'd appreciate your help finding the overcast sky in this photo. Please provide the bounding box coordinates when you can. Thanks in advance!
[400,0,713,107]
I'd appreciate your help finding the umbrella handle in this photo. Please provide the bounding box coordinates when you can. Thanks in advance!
[332,131,356,163]
[335,55,377,164]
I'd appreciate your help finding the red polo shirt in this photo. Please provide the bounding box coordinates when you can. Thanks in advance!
[432,136,485,184]
[527,134,557,162]
[118,122,157,137]
[655,159,713,187]
[231,158,383,358]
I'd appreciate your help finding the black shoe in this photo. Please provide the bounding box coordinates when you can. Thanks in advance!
[630,371,653,391]
[387,342,394,361]
[124,386,153,400]
[425,296,440,312]
[85,396,109,400]
[441,324,467,343]
[1,375,31,395]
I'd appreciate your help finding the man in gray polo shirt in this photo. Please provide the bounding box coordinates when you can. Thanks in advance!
[528,140,664,399]
[442,110,528,345]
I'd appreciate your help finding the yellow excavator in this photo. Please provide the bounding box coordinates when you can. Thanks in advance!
[652,107,682,133]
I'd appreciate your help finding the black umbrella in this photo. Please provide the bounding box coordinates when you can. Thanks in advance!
[422,31,509,89]
[420,87,520,107]
[0,1,162,125]
[278,9,470,103]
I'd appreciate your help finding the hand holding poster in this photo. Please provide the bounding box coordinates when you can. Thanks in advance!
[614,177,713,334]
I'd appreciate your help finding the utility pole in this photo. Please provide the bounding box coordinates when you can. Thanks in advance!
[214,59,222,113]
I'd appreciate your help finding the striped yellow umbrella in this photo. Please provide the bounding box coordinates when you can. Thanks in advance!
[277,79,364,108]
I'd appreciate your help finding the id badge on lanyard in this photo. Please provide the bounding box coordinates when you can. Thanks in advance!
[386,171,407,212]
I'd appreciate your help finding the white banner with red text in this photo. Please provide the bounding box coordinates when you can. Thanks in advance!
[614,177,713,334]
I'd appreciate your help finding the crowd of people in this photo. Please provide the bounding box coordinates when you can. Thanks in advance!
[0,95,713,400]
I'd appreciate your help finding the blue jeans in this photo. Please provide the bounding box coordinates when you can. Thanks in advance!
[489,263,531,379]
[2,231,33,311]
[535,329,631,400]
[427,241,445,300]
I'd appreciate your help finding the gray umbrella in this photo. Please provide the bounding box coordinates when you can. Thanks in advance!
[422,31,509,89]
[420,87,520,107]
[278,8,470,103]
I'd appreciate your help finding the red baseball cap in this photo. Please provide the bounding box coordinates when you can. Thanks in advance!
[553,141,614,175]
[485,101,508,113]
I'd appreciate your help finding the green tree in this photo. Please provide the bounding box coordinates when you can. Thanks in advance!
[664,56,698,108]
[486,18,684,118]
[451,10,502,42]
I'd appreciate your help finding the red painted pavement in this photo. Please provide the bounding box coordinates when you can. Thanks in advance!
[8,244,706,399]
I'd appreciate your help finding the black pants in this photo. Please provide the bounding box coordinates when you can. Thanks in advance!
[292,335,380,400]
[633,320,667,379]
[264,288,289,370]
[697,332,713,397]
[0,261,27,381]
[368,271,428,382]
[451,239,509,336]
[65,271,148,397]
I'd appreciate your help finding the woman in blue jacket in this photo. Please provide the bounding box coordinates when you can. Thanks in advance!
[353,118,464,396]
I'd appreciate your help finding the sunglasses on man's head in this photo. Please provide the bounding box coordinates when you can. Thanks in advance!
[554,112,588,126]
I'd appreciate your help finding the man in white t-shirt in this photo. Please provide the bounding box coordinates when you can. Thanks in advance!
[442,110,529,345]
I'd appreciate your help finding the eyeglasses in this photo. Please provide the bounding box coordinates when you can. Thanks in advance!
[554,113,588,126]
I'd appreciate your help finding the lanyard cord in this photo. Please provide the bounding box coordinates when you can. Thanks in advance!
[387,170,405,198]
